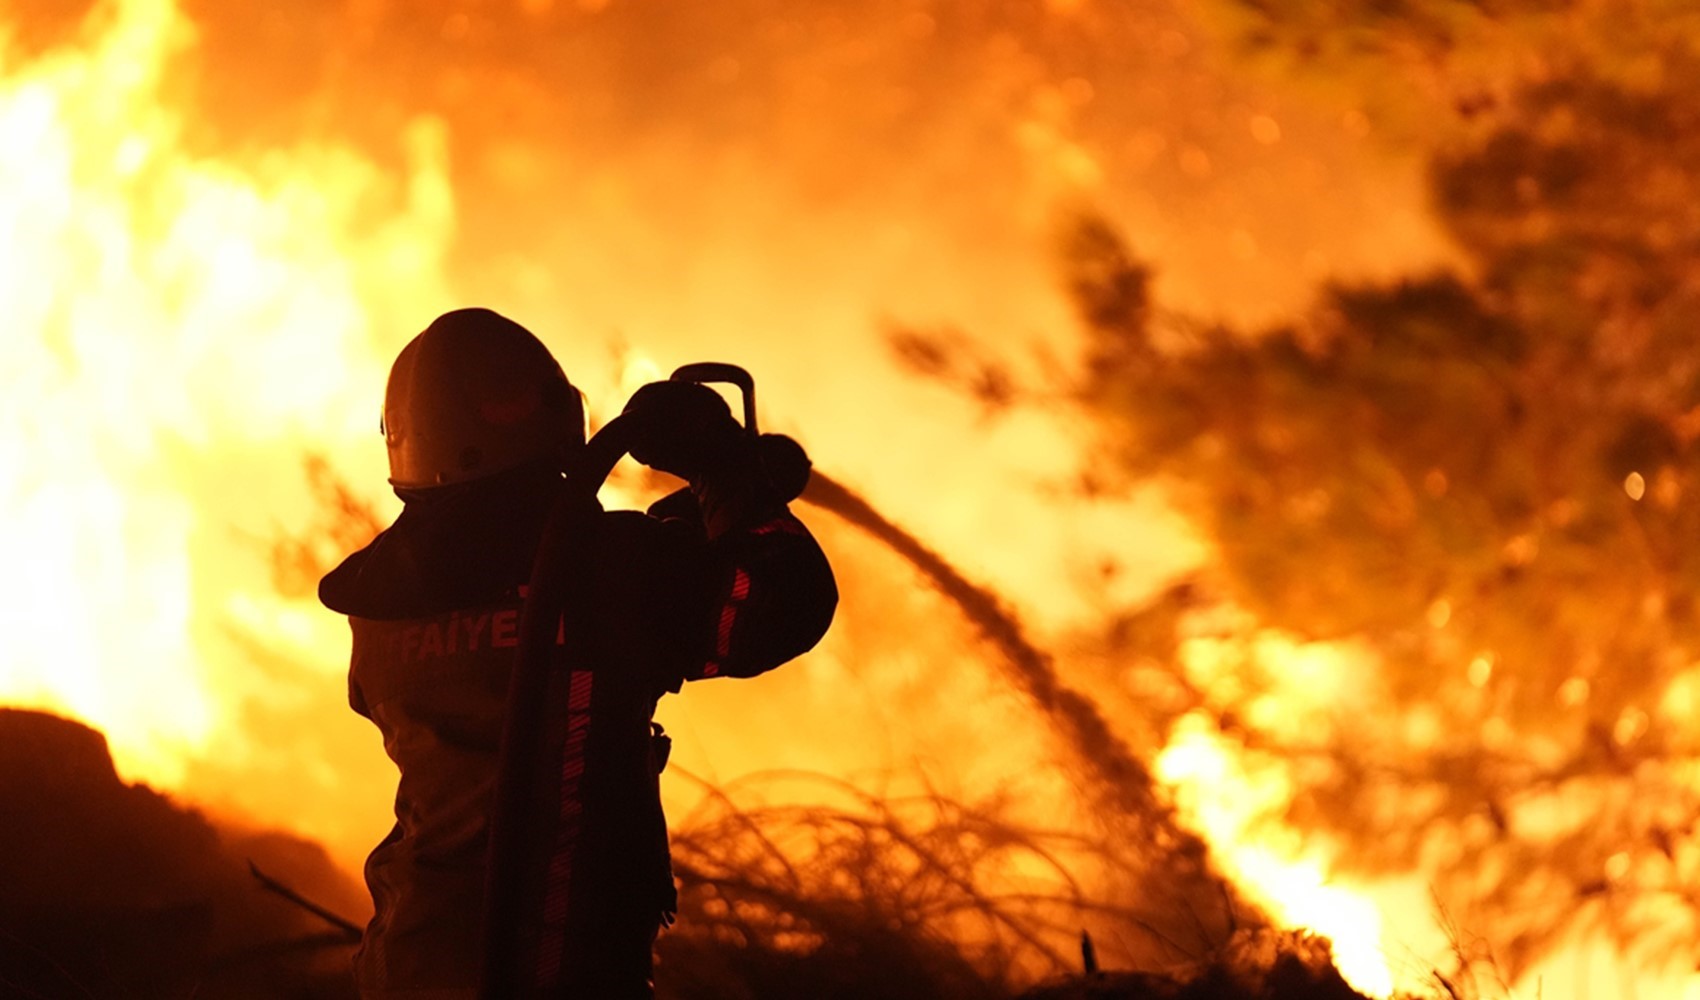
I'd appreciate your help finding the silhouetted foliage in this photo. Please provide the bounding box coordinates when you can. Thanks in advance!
[1018,929,1369,1000]
[887,322,1022,411]
[1203,0,1587,116]
[1017,6,1700,981]
[270,455,385,600]
[658,772,1045,1000]
[657,773,1378,1000]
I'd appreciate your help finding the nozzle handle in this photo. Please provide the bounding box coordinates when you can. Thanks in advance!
[670,362,757,435]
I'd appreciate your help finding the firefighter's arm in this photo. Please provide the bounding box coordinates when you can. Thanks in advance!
[691,500,835,681]
[650,486,835,682]
[626,382,837,682]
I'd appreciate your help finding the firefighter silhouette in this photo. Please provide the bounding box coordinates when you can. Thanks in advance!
[320,308,837,999]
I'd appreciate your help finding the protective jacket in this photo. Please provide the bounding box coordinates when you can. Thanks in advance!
[320,456,836,999]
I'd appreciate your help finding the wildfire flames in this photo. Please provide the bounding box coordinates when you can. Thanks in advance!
[7,0,1695,997]
[0,0,427,781]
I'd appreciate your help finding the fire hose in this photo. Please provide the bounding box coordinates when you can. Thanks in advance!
[479,363,804,998]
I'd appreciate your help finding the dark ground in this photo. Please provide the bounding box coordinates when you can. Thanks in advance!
[0,708,362,999]
[0,708,1374,1000]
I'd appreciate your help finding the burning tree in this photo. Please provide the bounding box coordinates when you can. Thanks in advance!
[918,0,1700,981]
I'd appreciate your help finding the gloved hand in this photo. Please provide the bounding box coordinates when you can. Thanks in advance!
[620,381,745,481]
[757,433,812,502]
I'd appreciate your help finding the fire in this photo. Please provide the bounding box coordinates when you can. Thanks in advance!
[1156,634,1397,998]
[0,0,449,793]
[11,1,1700,998]
[1157,713,1393,997]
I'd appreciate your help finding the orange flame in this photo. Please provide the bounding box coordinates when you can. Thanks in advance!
[12,2,1700,998]
[0,0,448,791]
[1158,713,1394,997]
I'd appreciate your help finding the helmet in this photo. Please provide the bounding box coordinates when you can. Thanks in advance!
[382,308,583,489]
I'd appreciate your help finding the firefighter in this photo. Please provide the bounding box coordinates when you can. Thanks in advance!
[319,307,837,999]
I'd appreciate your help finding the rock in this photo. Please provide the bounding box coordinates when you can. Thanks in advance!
[0,708,361,999]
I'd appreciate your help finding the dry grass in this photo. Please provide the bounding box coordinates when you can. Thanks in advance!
[653,769,1376,1000]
